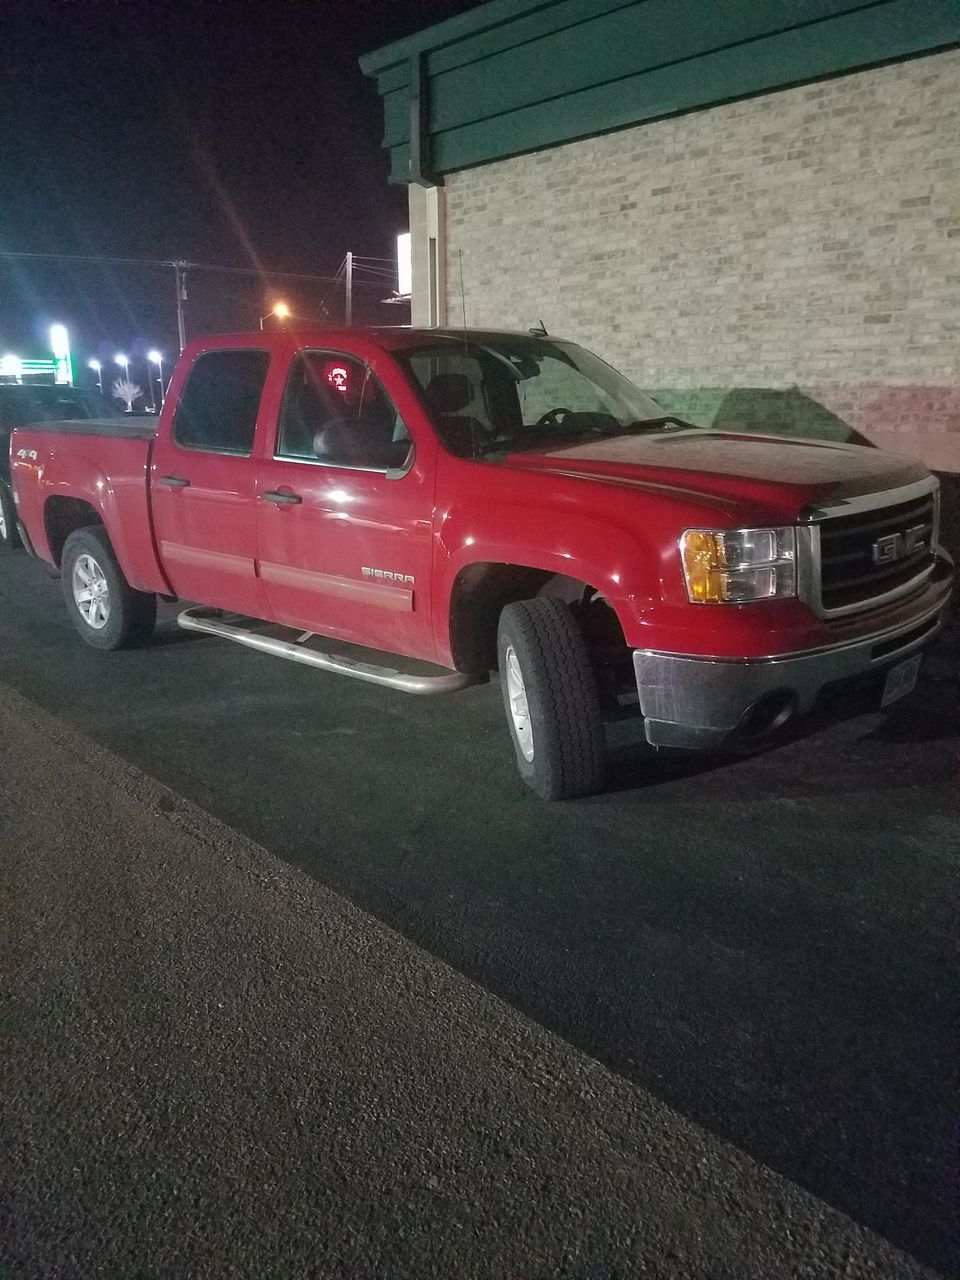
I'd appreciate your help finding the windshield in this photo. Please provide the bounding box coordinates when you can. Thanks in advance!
[0,385,123,429]
[396,335,672,458]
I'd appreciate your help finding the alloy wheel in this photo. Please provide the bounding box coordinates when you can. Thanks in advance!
[504,643,535,762]
[72,554,111,629]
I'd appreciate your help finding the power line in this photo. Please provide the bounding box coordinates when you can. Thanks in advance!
[318,255,347,322]
[1,248,402,348]
[353,264,397,278]
[0,250,346,285]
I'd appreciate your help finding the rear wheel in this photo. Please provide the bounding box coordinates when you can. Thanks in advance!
[0,480,20,551]
[497,598,605,799]
[61,526,156,650]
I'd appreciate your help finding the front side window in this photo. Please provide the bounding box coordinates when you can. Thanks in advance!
[173,349,269,454]
[276,351,412,471]
[397,336,670,459]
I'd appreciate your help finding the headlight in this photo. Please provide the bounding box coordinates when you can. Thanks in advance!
[680,527,797,603]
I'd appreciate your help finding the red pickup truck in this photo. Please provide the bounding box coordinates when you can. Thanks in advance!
[10,327,952,798]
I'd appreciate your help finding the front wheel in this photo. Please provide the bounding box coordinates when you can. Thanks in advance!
[61,526,157,650]
[0,480,21,551]
[497,598,606,800]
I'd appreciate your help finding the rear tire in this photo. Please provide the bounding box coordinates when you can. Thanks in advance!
[61,526,156,650]
[497,598,606,799]
[0,480,20,551]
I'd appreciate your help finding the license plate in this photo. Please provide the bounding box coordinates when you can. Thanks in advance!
[881,654,922,707]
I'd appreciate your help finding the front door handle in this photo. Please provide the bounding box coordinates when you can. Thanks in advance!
[263,490,302,505]
[159,475,190,487]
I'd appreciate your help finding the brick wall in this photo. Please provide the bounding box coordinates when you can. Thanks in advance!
[443,49,960,487]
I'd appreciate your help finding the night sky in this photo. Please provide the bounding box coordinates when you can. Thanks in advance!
[3,0,479,376]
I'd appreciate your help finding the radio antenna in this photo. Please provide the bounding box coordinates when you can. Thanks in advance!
[458,249,467,334]
[457,248,477,455]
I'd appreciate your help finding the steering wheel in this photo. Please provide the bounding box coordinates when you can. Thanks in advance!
[534,407,574,429]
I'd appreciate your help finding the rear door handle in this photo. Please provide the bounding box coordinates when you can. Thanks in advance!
[159,475,190,487]
[263,490,302,505]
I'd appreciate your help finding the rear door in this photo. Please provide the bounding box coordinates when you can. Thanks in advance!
[255,346,438,661]
[151,346,272,615]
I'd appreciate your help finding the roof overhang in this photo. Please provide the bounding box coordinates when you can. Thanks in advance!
[360,0,959,184]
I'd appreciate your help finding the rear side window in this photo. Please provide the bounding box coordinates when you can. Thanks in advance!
[173,349,269,454]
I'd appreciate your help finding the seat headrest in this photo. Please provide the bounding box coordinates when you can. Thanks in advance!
[313,419,411,470]
[424,372,472,415]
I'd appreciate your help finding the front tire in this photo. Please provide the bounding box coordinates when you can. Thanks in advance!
[61,526,156,650]
[497,598,606,800]
[0,480,21,551]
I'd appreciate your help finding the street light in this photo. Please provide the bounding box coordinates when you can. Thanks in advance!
[115,353,130,382]
[259,301,289,330]
[148,350,165,409]
[88,359,103,393]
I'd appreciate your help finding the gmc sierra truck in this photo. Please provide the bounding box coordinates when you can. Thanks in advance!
[9,327,953,798]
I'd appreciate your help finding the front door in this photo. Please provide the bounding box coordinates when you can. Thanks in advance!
[255,348,437,661]
[151,346,272,616]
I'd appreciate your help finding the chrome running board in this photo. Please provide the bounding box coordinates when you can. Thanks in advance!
[177,606,481,695]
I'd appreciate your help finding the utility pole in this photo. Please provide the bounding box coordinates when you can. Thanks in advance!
[345,251,353,327]
[173,261,188,353]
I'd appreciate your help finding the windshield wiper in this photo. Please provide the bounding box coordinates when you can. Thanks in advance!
[469,417,696,459]
[475,424,612,457]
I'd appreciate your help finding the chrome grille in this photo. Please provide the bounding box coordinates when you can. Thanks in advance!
[817,486,937,614]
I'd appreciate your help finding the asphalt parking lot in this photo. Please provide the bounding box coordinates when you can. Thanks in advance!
[1,549,956,1275]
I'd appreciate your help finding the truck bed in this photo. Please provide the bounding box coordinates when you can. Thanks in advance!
[10,419,167,595]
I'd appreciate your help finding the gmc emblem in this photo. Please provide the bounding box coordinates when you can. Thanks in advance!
[872,524,926,565]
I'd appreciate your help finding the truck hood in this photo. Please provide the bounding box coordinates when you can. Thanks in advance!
[503,429,929,516]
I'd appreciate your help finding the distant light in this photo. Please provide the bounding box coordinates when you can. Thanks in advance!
[397,232,412,298]
[88,359,101,372]
[0,354,23,378]
[148,350,162,364]
[51,324,72,384]
[273,302,290,320]
[115,353,128,365]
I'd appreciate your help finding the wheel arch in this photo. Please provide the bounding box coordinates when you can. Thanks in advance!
[44,496,105,567]
[447,561,628,675]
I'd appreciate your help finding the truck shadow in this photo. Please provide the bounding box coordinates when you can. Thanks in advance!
[150,619,207,648]
[711,385,873,446]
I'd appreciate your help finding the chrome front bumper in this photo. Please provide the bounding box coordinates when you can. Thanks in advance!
[634,599,949,751]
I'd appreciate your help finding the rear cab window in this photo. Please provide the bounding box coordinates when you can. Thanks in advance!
[173,349,270,455]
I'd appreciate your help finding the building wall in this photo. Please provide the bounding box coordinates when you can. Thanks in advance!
[443,50,960,477]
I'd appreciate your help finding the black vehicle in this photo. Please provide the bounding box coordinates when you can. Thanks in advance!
[0,384,123,550]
